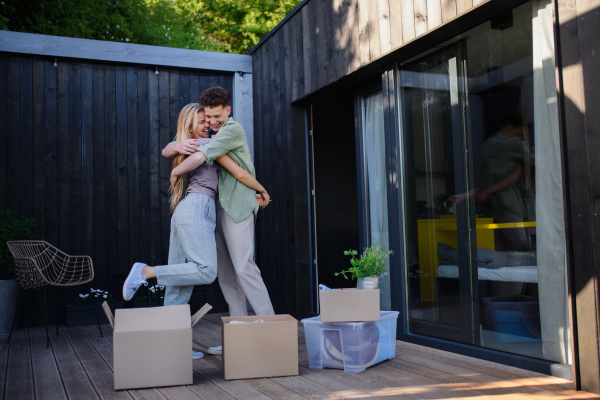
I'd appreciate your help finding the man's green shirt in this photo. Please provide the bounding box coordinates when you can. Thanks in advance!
[198,117,259,223]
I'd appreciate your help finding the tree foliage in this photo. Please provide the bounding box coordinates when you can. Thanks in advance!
[0,0,301,54]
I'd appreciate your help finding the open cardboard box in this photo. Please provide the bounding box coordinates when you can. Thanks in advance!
[102,301,212,390]
[221,315,299,380]
[319,288,380,322]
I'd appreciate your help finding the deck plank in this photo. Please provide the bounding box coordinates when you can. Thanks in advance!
[157,386,203,400]
[48,326,100,399]
[395,343,581,397]
[266,375,344,399]
[242,378,311,400]
[193,359,270,400]
[126,388,168,400]
[185,371,236,400]
[382,357,522,399]
[29,327,68,400]
[373,362,498,400]
[382,359,596,400]
[297,352,435,399]
[4,329,34,400]
[203,356,312,400]
[296,365,385,400]
[62,326,132,399]
[393,348,582,399]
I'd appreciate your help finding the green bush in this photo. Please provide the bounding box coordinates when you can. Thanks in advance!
[0,209,39,280]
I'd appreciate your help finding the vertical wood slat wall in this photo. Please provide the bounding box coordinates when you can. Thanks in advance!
[258,0,477,104]
[252,0,477,318]
[0,55,233,325]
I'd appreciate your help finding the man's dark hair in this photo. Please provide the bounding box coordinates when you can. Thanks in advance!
[499,112,524,129]
[200,86,231,108]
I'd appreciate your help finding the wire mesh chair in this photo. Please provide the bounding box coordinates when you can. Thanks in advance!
[6,240,102,347]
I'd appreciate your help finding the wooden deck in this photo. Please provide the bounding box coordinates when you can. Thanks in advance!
[1,312,597,400]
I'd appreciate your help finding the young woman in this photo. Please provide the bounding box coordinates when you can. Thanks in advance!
[121,103,268,358]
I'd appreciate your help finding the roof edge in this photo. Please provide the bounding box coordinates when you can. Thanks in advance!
[0,30,252,73]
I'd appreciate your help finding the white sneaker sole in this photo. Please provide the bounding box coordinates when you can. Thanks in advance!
[207,348,222,355]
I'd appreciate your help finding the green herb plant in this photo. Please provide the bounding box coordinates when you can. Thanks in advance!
[0,209,38,280]
[335,244,394,281]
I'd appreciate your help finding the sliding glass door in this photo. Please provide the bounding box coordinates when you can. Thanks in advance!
[397,1,571,364]
[398,42,478,343]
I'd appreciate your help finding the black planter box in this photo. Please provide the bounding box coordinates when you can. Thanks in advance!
[134,299,163,308]
[66,303,121,327]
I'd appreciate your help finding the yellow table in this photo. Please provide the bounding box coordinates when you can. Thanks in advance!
[416,217,536,302]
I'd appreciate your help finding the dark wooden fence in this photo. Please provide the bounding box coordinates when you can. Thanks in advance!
[0,54,233,326]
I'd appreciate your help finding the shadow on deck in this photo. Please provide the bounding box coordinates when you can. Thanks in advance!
[1,312,597,399]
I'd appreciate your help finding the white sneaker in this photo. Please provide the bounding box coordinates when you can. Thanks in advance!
[123,262,148,301]
[192,351,204,360]
[207,345,222,355]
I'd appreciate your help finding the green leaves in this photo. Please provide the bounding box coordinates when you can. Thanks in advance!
[0,208,39,280]
[335,245,394,281]
[1,0,303,54]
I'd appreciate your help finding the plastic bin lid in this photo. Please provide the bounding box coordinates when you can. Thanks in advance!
[301,310,399,326]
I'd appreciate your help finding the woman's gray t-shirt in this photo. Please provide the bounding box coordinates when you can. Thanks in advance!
[186,137,218,198]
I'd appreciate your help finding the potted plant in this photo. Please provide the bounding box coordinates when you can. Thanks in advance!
[335,244,394,290]
[0,209,38,334]
[66,288,120,327]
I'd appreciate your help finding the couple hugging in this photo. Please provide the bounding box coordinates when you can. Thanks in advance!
[121,86,274,359]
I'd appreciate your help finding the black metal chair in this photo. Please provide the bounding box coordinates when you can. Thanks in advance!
[5,241,102,347]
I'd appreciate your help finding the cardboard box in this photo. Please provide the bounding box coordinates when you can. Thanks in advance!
[102,302,212,390]
[221,315,299,380]
[319,289,380,322]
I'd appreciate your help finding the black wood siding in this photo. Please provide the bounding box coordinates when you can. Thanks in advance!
[0,54,233,326]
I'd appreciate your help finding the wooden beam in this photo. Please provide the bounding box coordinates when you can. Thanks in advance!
[0,30,251,73]
[555,0,600,393]
[232,72,253,160]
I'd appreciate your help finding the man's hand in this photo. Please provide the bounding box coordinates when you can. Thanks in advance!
[256,192,270,208]
[447,193,467,204]
[174,139,199,156]
[475,189,491,205]
[260,191,270,207]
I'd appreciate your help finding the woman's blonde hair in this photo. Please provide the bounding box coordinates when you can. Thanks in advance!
[169,103,204,212]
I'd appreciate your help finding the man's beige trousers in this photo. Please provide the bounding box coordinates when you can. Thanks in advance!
[215,208,275,316]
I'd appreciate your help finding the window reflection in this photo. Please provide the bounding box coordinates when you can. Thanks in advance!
[399,1,570,364]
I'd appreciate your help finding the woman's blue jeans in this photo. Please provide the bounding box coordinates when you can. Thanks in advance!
[155,193,217,306]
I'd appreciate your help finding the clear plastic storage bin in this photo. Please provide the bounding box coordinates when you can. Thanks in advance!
[301,311,399,373]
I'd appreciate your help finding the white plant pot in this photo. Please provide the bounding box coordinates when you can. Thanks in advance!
[0,279,20,335]
[357,276,380,290]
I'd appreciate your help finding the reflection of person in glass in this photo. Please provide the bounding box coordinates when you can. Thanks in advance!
[448,113,532,251]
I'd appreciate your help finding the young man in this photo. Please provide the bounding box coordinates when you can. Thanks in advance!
[164,87,275,355]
